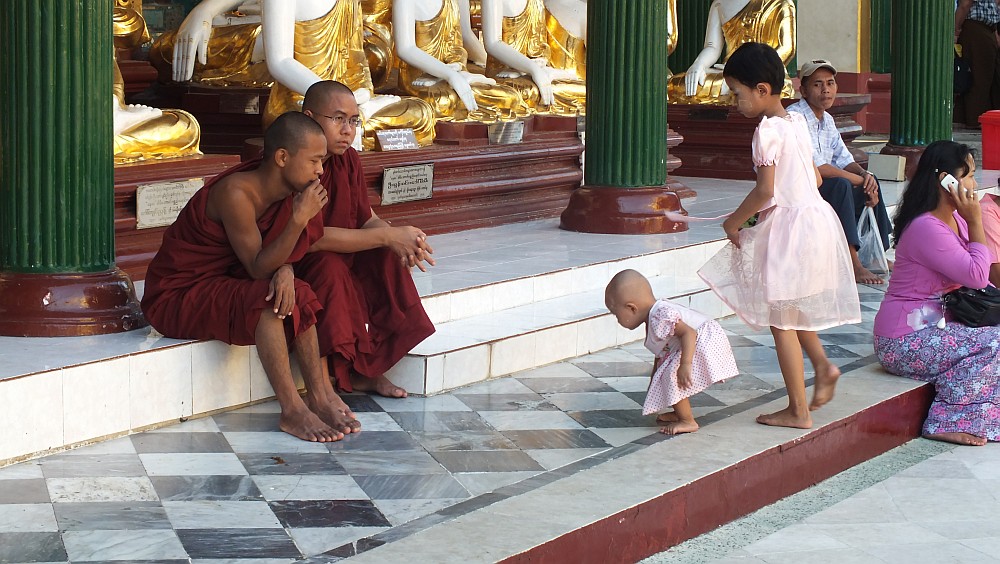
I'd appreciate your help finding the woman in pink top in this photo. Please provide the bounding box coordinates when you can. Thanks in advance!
[980,192,1000,287]
[873,141,999,446]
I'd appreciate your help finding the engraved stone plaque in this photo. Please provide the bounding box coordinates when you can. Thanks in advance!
[375,129,420,151]
[488,120,525,144]
[136,178,204,230]
[380,163,434,206]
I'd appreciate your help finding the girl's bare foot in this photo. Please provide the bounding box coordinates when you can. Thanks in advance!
[756,407,812,429]
[924,432,988,446]
[279,408,343,442]
[351,373,408,398]
[810,363,841,411]
[659,420,699,435]
[656,411,680,423]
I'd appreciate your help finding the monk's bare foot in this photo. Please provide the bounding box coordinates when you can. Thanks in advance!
[309,396,361,435]
[854,265,884,285]
[810,363,841,411]
[659,420,699,435]
[279,408,343,442]
[351,372,408,398]
[656,411,680,423]
[756,407,812,429]
[924,432,988,446]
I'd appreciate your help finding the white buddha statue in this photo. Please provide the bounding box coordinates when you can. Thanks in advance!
[392,0,530,121]
[543,0,586,80]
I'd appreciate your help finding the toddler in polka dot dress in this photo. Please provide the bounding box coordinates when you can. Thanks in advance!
[605,269,740,435]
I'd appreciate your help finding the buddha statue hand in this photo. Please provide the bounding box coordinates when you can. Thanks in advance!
[113,99,164,136]
[359,93,403,117]
[172,5,217,81]
[353,87,373,106]
[460,70,497,86]
[528,66,557,106]
[444,69,480,112]
[684,63,709,97]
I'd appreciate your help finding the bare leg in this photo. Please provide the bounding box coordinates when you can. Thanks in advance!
[350,371,408,398]
[292,327,361,435]
[255,311,341,442]
[924,432,988,446]
[850,246,884,284]
[659,398,699,435]
[799,330,841,411]
[656,411,680,423]
[757,327,813,429]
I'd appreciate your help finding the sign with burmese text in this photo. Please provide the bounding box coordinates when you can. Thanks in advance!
[136,178,204,229]
[380,163,434,206]
[375,128,420,151]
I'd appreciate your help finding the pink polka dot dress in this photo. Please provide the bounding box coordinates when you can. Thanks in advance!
[643,299,740,415]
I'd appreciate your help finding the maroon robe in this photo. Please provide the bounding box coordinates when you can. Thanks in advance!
[295,148,435,391]
[142,159,325,346]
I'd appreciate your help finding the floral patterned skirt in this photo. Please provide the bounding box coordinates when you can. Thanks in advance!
[874,324,1000,441]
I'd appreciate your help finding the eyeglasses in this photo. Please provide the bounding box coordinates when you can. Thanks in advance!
[314,112,363,128]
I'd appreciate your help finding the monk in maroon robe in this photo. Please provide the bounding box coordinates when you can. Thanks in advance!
[297,80,436,397]
[142,112,359,441]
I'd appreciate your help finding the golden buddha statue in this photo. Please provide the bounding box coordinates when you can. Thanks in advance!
[394,0,531,122]
[148,0,272,87]
[112,0,202,164]
[668,0,795,105]
[667,0,678,79]
[362,0,395,89]
[482,0,586,115]
[262,0,436,150]
[544,0,585,81]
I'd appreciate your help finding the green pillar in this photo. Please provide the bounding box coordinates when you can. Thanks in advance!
[0,0,144,336]
[870,0,892,74]
[881,0,952,175]
[561,0,687,233]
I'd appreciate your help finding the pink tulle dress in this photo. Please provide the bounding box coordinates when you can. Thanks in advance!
[698,113,861,331]
[643,299,739,415]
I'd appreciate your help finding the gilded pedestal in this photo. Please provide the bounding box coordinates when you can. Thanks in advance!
[0,0,144,336]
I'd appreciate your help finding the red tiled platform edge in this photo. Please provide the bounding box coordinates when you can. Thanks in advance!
[500,384,934,564]
[669,94,872,180]
[115,154,242,280]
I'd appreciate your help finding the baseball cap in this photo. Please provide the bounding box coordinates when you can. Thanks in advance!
[798,59,838,80]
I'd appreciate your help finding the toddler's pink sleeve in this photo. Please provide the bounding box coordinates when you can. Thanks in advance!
[751,119,782,167]
[650,304,681,339]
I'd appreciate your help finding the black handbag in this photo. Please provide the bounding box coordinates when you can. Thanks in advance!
[942,285,1000,327]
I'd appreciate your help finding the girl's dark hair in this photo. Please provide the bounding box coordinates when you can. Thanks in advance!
[722,42,786,95]
[892,140,975,245]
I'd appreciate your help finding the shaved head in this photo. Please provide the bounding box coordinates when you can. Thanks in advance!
[303,80,355,112]
[263,111,326,160]
[605,269,654,306]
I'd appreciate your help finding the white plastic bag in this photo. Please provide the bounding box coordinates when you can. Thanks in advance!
[857,206,889,274]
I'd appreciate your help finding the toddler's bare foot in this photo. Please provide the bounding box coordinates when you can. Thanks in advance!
[756,407,812,429]
[279,408,343,442]
[810,363,841,411]
[656,411,680,423]
[659,420,699,435]
[924,432,987,446]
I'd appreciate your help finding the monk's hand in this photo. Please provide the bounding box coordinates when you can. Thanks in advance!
[292,179,328,226]
[266,265,295,319]
[387,226,435,271]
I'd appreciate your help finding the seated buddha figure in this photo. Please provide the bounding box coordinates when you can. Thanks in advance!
[543,0,586,81]
[393,0,531,122]
[667,0,795,105]
[149,0,272,87]
[481,0,586,115]
[262,0,436,149]
[113,0,201,163]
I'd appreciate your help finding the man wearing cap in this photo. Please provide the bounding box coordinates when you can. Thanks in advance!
[787,59,892,285]
[956,0,1000,128]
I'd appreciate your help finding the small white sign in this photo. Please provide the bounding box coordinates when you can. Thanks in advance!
[136,178,204,229]
[380,163,434,206]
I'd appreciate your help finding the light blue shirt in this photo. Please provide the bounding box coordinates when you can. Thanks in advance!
[786,98,855,170]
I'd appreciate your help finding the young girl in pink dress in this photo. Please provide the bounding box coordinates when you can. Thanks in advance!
[697,43,861,429]
[605,269,739,435]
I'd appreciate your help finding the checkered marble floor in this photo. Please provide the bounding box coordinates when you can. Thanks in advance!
[0,286,888,563]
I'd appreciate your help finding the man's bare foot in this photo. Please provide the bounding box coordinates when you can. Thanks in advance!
[924,432,988,446]
[659,420,699,435]
[656,411,680,423]
[279,408,343,442]
[756,407,812,429]
[309,396,361,435]
[810,363,841,411]
[854,264,884,284]
[351,373,408,398]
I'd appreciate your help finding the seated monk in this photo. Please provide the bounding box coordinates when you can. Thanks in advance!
[262,0,437,150]
[149,0,272,87]
[482,0,586,115]
[667,0,795,104]
[299,80,437,397]
[393,0,531,122]
[141,112,360,442]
